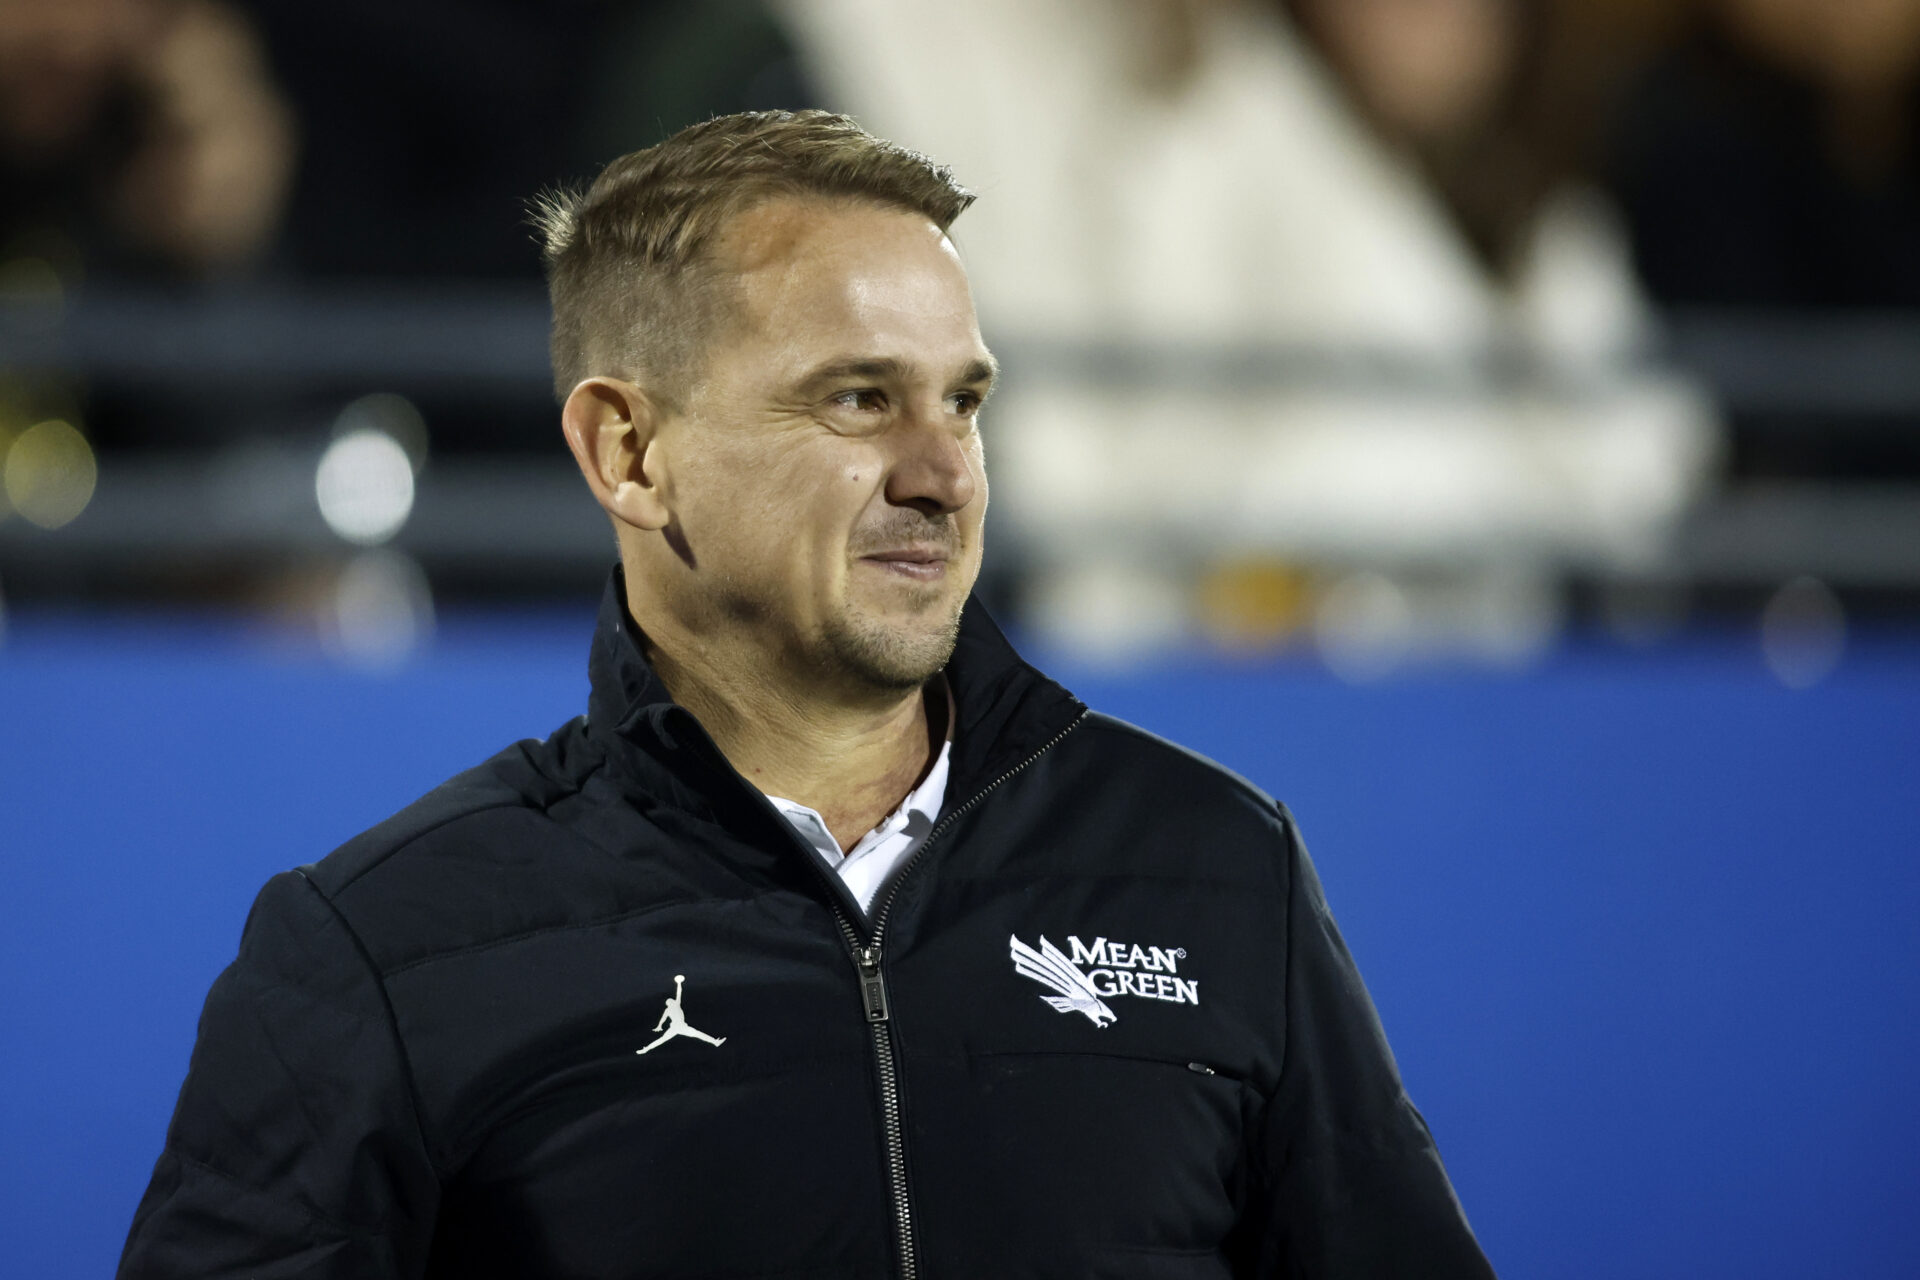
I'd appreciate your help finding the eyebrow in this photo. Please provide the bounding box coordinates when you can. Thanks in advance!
[960,354,1000,391]
[796,353,1000,396]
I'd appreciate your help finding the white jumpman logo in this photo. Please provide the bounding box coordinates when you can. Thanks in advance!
[636,974,727,1055]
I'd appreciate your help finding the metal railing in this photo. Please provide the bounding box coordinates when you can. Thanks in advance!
[4,289,1919,596]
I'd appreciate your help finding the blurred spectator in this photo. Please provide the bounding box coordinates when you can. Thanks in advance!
[0,0,820,286]
[1283,0,1548,276]
[778,0,1717,658]
[572,1,820,185]
[17,1,821,466]
[1612,0,1920,308]
[0,0,293,505]
[1609,0,1920,482]
[180,0,825,461]
[240,0,818,281]
[0,0,294,282]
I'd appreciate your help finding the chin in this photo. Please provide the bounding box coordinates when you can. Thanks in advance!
[821,597,965,692]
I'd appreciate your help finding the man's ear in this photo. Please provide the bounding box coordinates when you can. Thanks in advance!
[561,377,672,531]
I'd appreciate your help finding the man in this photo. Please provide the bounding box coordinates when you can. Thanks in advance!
[121,111,1494,1278]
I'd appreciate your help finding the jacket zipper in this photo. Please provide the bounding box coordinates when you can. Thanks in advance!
[828,710,1087,1280]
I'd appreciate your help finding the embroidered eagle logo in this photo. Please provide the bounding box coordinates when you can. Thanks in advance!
[1009,934,1117,1027]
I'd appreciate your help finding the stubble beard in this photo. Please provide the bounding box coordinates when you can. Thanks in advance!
[692,556,966,697]
[818,507,971,693]
[818,591,965,694]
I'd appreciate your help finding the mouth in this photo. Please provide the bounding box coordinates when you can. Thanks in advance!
[858,547,952,583]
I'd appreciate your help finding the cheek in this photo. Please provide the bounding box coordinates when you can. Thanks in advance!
[790,453,884,556]
[677,453,798,566]
[842,461,879,489]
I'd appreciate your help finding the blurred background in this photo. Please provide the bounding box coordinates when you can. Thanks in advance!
[2,0,1917,1275]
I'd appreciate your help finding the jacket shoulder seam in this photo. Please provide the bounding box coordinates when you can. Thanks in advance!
[159,1144,370,1240]
[323,751,609,897]
[290,868,443,1176]
[323,799,530,896]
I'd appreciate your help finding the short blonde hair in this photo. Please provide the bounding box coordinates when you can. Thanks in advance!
[533,110,975,406]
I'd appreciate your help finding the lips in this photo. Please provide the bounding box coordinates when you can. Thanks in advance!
[862,547,950,565]
[859,546,952,580]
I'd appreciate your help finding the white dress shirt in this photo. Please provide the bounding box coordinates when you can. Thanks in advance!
[766,686,954,915]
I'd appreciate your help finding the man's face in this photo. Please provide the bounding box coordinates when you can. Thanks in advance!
[649,197,995,695]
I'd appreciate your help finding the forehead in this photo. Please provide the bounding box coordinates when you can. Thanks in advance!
[707,197,984,370]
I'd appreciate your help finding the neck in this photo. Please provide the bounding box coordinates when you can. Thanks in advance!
[639,607,943,852]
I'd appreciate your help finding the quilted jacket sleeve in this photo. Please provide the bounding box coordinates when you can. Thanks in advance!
[118,870,440,1279]
[1243,814,1496,1278]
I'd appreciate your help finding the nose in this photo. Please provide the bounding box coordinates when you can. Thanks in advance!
[883,408,978,517]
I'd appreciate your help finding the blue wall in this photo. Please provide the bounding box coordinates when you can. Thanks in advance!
[4,615,1917,1278]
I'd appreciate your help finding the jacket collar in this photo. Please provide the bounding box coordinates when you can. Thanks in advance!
[584,567,1085,813]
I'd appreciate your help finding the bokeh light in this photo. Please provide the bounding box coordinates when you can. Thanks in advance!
[1314,571,1415,682]
[0,423,14,523]
[3,419,97,529]
[325,549,435,667]
[334,393,429,472]
[1761,575,1847,689]
[314,428,415,545]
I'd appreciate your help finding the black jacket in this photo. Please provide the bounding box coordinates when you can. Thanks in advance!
[121,576,1494,1279]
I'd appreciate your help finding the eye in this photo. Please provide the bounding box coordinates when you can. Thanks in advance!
[948,391,984,417]
[832,388,888,413]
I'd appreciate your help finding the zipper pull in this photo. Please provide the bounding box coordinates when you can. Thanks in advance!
[857,945,891,1023]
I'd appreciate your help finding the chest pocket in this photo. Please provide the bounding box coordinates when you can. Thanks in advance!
[901,1048,1251,1274]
